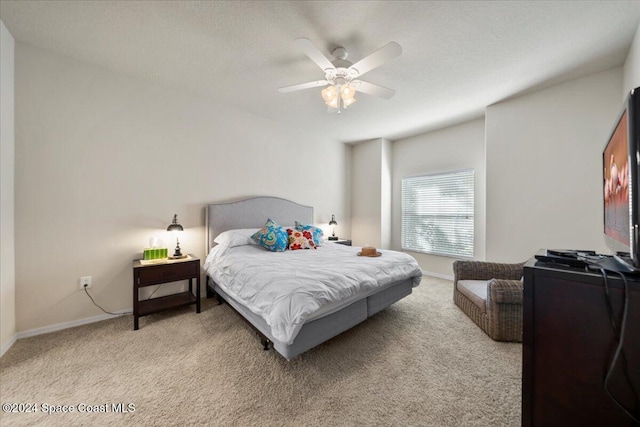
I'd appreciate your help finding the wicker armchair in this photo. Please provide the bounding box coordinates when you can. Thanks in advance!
[453,260,525,342]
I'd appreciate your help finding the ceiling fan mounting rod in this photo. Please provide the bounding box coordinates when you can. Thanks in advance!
[332,46,348,60]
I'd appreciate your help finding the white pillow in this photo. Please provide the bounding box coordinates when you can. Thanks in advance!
[214,228,260,247]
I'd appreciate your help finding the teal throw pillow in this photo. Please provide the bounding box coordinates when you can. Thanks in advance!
[251,219,288,252]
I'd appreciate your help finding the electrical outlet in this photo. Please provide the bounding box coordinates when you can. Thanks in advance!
[80,276,92,290]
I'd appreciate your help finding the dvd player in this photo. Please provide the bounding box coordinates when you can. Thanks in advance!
[546,249,596,257]
[534,249,598,268]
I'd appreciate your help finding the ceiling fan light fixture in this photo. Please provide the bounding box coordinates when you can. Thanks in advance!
[325,96,339,108]
[342,97,356,108]
[321,85,337,102]
[341,84,356,100]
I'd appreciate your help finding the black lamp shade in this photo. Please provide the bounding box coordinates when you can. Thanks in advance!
[329,214,337,226]
[167,214,184,232]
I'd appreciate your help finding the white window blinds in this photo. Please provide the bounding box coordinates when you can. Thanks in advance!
[401,169,474,258]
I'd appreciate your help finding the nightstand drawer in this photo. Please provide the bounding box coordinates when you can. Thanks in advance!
[136,261,197,285]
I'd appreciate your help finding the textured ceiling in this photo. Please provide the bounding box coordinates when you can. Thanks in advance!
[1,1,639,143]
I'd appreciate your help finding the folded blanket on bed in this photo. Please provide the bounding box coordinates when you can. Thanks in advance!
[204,243,422,344]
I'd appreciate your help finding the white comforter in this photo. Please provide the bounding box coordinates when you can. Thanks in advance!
[204,243,422,345]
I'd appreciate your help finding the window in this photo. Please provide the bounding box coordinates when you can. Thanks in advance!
[402,169,474,258]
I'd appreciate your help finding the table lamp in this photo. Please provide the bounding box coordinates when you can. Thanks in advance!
[328,214,338,240]
[167,214,186,259]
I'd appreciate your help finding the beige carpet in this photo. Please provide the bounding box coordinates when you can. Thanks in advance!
[0,277,521,426]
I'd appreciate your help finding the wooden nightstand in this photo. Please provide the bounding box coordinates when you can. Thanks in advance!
[132,254,200,330]
[328,239,352,246]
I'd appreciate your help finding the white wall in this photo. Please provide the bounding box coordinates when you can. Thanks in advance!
[14,44,351,332]
[485,68,622,262]
[623,22,640,96]
[380,139,392,249]
[351,138,392,249]
[0,21,16,355]
[392,119,486,277]
[351,139,382,247]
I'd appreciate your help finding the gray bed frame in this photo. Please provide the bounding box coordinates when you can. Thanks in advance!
[205,196,414,360]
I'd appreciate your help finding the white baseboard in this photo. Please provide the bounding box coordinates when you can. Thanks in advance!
[16,308,132,340]
[14,289,209,341]
[1,334,17,358]
[422,270,454,281]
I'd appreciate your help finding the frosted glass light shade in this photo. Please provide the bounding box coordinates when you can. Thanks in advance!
[321,85,337,102]
[342,97,356,108]
[341,84,355,100]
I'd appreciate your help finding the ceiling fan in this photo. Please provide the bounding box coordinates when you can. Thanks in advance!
[278,38,402,113]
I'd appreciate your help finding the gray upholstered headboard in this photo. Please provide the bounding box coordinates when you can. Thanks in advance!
[206,196,314,251]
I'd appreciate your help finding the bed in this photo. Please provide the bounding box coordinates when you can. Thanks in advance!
[204,196,422,360]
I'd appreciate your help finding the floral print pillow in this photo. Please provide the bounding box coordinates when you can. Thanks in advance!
[286,228,317,250]
[251,219,288,252]
[294,221,324,246]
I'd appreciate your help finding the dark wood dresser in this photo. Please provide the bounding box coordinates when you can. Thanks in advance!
[522,257,640,426]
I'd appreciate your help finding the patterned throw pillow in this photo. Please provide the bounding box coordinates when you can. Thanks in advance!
[286,228,317,250]
[251,219,288,252]
[294,221,324,246]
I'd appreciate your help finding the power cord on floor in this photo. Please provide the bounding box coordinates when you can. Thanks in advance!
[83,285,131,316]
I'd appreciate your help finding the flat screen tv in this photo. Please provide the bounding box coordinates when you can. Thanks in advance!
[603,86,640,271]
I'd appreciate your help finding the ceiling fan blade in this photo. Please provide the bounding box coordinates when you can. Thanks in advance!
[352,80,396,99]
[348,42,402,77]
[295,38,336,72]
[278,80,330,93]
